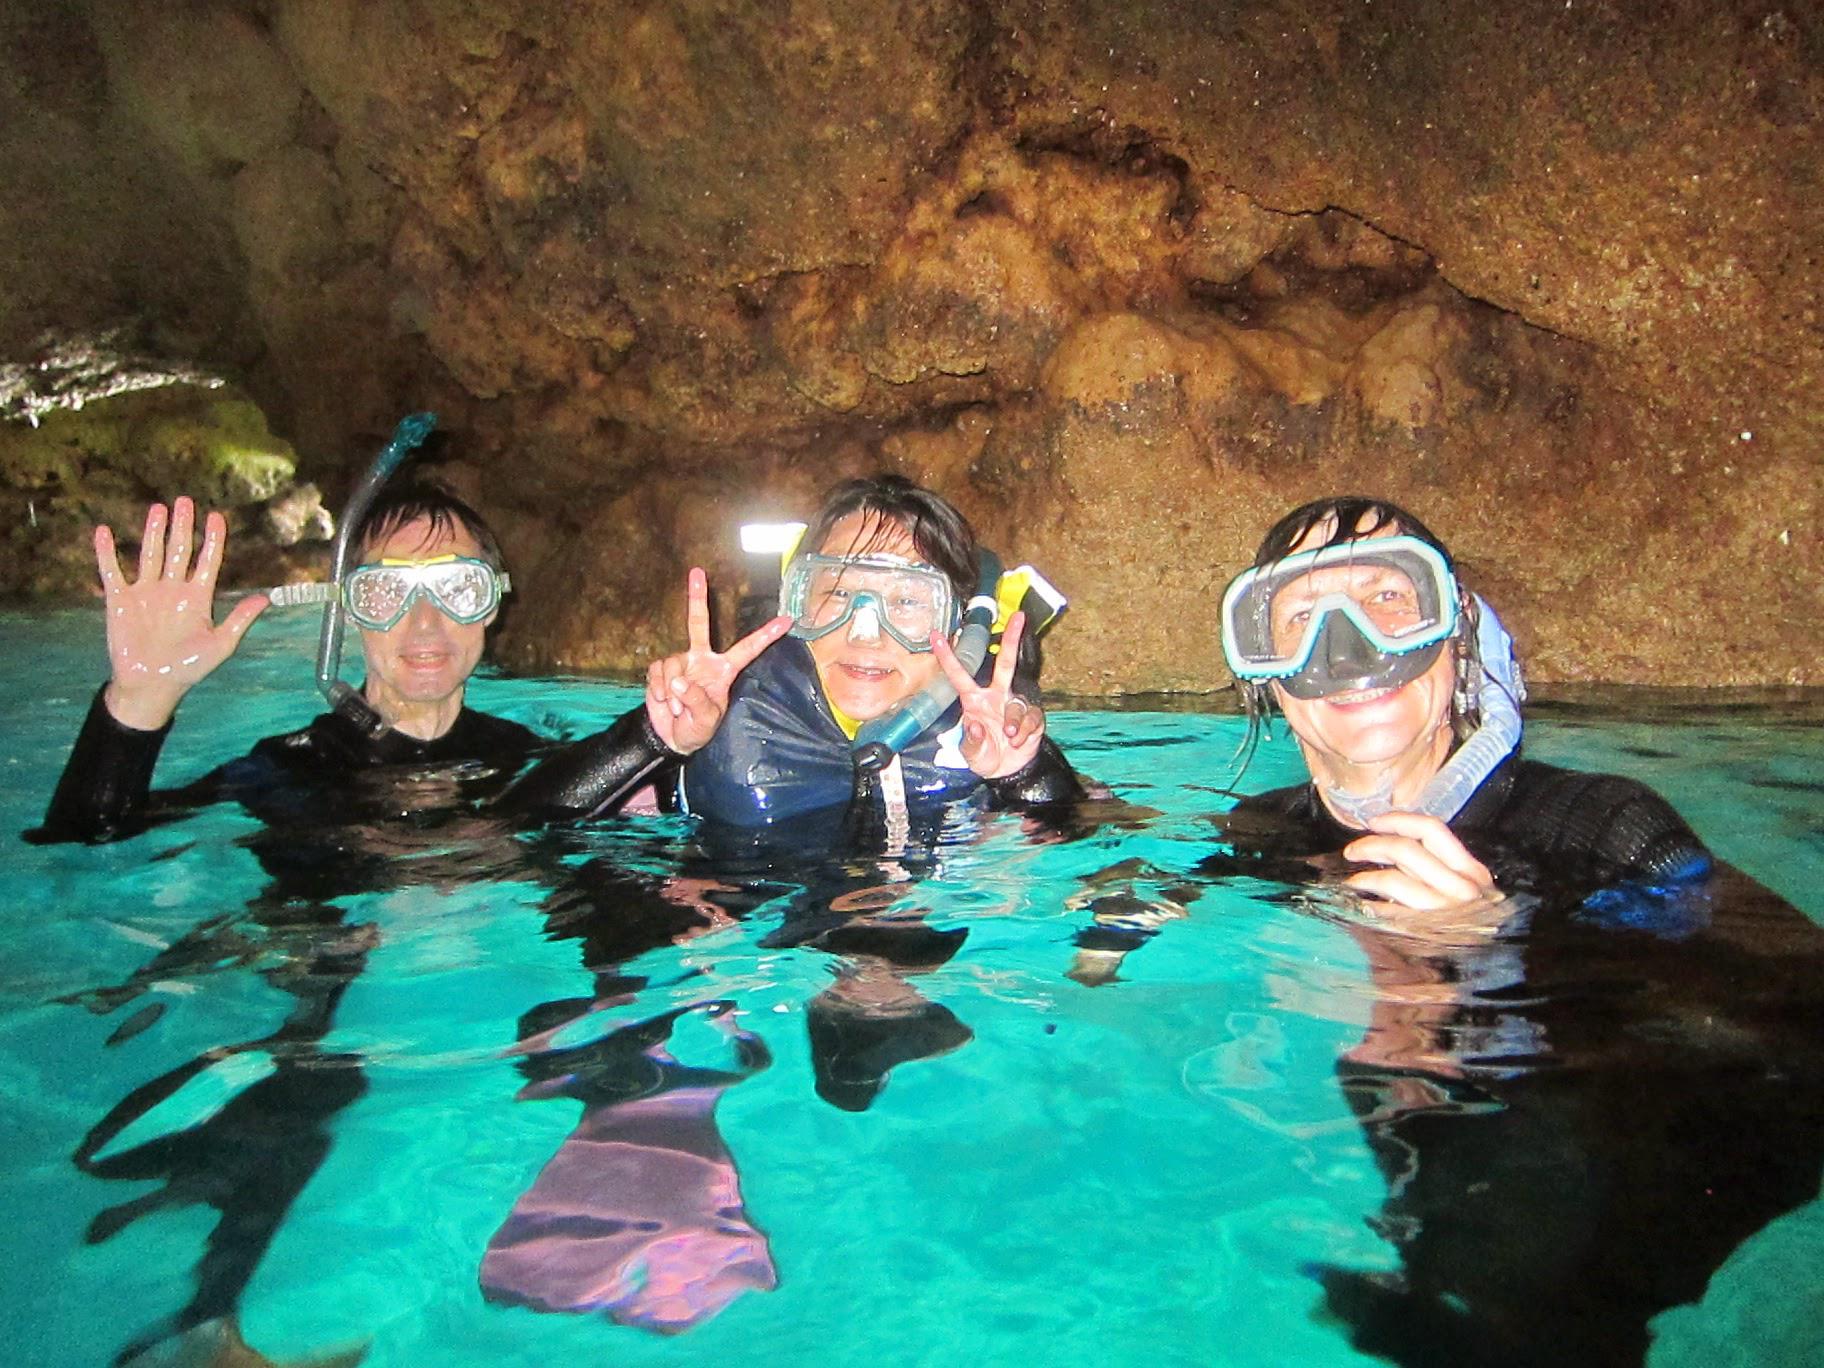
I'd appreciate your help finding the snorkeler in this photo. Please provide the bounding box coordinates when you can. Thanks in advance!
[35,477,537,845]
[503,475,1087,1113]
[505,473,1083,832]
[30,422,547,1367]
[1207,495,1824,1367]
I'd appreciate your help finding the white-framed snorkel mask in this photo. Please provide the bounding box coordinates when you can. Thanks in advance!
[340,554,510,630]
[1221,535,1461,701]
[781,551,960,654]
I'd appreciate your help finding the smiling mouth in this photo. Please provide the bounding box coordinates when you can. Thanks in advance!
[835,662,897,682]
[1323,686,1396,707]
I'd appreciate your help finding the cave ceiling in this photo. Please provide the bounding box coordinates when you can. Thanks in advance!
[1,0,1818,689]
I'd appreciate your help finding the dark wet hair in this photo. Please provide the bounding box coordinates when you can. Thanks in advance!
[354,482,505,571]
[1249,495,1454,572]
[798,474,979,601]
[1232,495,1491,781]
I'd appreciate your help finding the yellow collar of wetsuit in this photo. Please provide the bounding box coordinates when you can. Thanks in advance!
[822,683,863,740]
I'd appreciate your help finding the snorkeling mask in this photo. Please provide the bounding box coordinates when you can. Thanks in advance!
[781,552,958,653]
[742,520,1067,773]
[1221,535,1460,701]
[342,554,510,630]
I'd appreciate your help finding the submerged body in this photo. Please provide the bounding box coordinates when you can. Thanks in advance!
[1215,496,1824,1366]
[1208,756,1824,1367]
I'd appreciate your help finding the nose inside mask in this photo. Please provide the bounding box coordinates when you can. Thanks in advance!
[847,599,884,643]
[1279,610,1446,701]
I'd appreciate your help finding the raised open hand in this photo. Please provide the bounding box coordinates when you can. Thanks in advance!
[97,498,268,731]
[645,568,791,755]
[931,609,1045,779]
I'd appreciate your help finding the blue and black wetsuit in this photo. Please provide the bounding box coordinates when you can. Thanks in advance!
[1205,755,1824,1368]
[504,636,1083,834]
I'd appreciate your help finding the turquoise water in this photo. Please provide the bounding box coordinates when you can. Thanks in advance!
[2,608,1821,1367]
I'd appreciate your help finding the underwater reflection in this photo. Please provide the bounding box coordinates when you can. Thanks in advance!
[1200,821,1824,1368]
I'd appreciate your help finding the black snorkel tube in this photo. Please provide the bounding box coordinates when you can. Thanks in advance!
[316,411,438,736]
[851,548,1003,773]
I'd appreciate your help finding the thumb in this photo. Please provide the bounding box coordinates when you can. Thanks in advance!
[221,593,269,641]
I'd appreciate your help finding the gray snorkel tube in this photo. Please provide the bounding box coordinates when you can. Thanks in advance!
[313,411,438,736]
[851,548,1004,773]
[1323,593,1525,826]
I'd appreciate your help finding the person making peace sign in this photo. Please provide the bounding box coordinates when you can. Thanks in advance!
[503,474,1082,836]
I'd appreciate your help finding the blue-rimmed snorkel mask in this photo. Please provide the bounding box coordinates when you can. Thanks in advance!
[1221,534,1461,701]
[781,551,960,654]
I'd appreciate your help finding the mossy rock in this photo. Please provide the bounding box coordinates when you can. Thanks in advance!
[133,398,297,504]
[0,386,298,507]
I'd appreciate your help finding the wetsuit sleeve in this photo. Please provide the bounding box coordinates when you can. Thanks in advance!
[31,686,174,843]
[1503,766,1712,885]
[983,735,1084,807]
[498,705,681,823]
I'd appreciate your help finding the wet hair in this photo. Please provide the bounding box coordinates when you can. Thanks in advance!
[1231,495,1492,782]
[797,473,1050,696]
[798,474,979,601]
[353,481,505,571]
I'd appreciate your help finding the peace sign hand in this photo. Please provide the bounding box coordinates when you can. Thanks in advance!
[931,610,1046,780]
[645,567,791,755]
[97,498,269,732]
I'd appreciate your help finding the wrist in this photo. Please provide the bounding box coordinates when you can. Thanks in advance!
[975,736,1043,781]
[103,680,184,733]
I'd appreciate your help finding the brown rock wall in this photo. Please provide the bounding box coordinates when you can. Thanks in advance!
[0,0,1817,688]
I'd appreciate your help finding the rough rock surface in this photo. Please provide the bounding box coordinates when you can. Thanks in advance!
[2,0,1818,689]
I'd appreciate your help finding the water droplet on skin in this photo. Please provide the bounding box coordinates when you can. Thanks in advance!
[180,655,201,667]
[156,665,172,675]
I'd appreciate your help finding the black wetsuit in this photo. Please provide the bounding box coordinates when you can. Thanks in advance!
[1221,755,1712,894]
[33,685,541,1365]
[37,685,540,851]
[1206,755,1824,1368]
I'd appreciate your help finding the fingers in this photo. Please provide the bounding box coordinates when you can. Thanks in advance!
[1342,832,1493,906]
[192,510,229,586]
[991,611,1026,691]
[684,567,711,654]
[165,496,195,576]
[649,656,685,717]
[1003,696,1045,745]
[723,613,791,673]
[138,503,168,582]
[94,525,125,593]
[928,628,977,695]
[664,675,725,755]
[219,592,268,643]
[958,716,988,764]
[1344,867,1462,913]
[1363,812,1494,886]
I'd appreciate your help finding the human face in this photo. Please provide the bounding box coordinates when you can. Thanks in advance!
[803,513,946,723]
[1268,520,1458,798]
[356,516,494,732]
